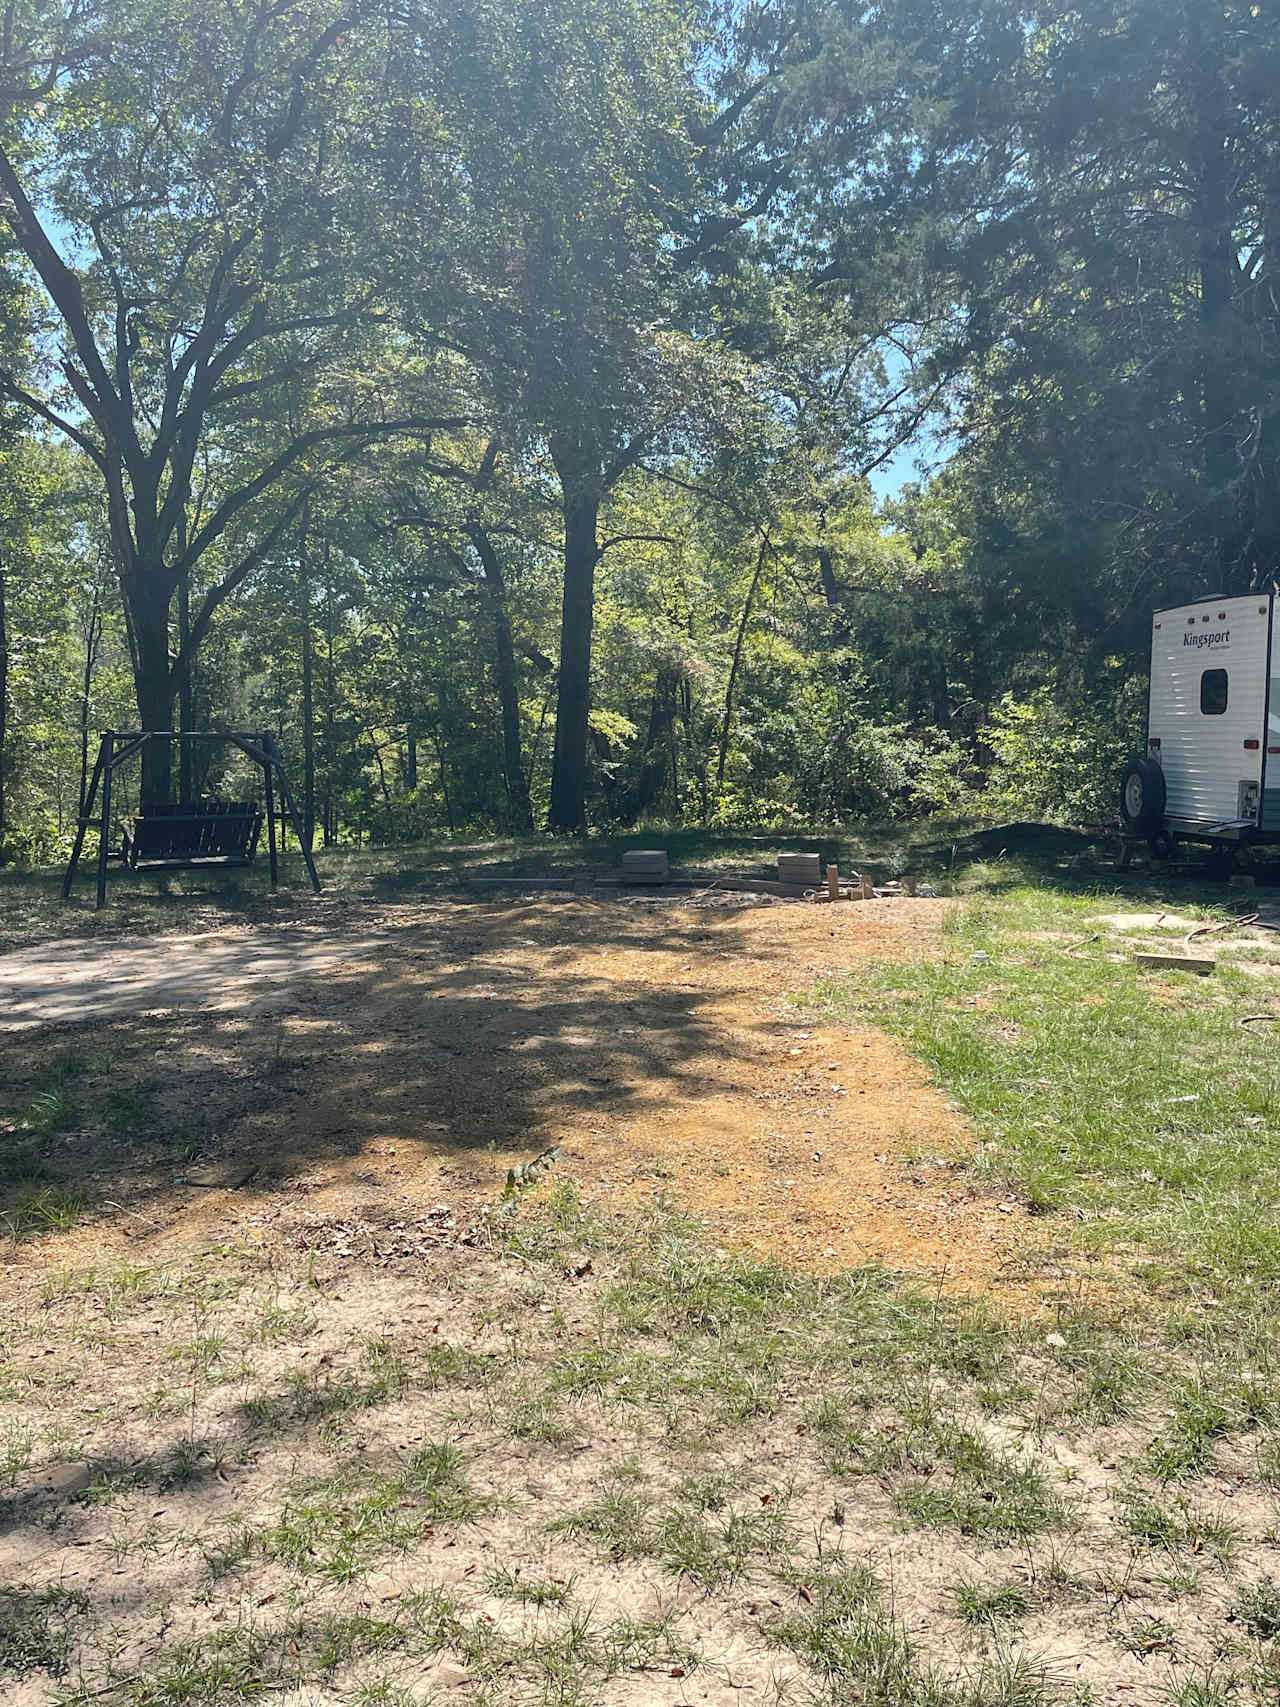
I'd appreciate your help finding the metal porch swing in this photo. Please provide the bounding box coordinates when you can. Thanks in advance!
[62,729,322,908]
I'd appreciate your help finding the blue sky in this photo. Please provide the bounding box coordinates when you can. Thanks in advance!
[867,421,946,503]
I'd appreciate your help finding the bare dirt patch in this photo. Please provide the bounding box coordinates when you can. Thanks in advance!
[7,893,1279,1706]
[1,894,1025,1291]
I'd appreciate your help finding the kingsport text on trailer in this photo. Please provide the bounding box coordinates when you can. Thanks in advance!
[1119,594,1280,869]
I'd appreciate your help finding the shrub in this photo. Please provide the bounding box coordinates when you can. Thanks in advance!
[981,673,1145,825]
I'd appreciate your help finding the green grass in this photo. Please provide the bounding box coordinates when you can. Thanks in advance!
[950,1578,1031,1626]
[211,1443,494,1584]
[15,1180,1280,1705]
[0,1585,89,1679]
[1234,1576,1280,1639]
[806,882,1280,1293]
[1,1184,85,1240]
[766,1562,952,1706]
[99,1083,154,1135]
[1117,1491,1240,1560]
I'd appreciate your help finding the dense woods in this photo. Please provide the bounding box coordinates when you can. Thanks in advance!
[0,0,1272,858]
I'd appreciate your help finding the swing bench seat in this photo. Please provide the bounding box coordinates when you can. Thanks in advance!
[121,800,263,871]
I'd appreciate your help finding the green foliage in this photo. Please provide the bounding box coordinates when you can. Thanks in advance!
[0,1585,88,1678]
[0,0,1269,849]
[981,677,1146,825]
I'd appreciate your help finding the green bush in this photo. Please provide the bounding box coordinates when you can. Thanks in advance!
[796,715,970,822]
[981,674,1145,824]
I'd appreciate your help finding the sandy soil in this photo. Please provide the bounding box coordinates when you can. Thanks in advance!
[6,893,1255,1707]
[2,892,1030,1292]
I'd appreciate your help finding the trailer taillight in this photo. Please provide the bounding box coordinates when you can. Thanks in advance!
[1218,611,1227,619]
[1148,737,1161,751]
[1187,617,1196,625]
[1245,739,1261,750]
[1268,747,1280,755]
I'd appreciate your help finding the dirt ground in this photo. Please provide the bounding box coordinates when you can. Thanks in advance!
[8,890,1274,1707]
[1,892,1029,1292]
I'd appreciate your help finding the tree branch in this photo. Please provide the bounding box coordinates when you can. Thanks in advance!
[182,415,469,566]
[0,144,142,476]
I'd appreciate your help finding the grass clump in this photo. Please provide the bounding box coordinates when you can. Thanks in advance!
[217,1444,492,1584]
[1,1185,85,1241]
[766,1563,951,1706]
[1118,1491,1239,1561]
[893,1424,1066,1542]
[1234,1575,1280,1640]
[0,1585,89,1679]
[949,1578,1031,1626]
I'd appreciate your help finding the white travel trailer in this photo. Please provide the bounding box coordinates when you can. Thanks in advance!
[1119,594,1280,858]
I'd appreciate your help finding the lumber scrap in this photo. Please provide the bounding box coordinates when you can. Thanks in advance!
[620,849,670,883]
[1134,952,1216,974]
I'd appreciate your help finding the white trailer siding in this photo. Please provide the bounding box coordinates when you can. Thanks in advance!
[1148,596,1270,825]
[1265,602,1280,831]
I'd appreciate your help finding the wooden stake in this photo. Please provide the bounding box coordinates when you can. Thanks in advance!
[827,864,839,901]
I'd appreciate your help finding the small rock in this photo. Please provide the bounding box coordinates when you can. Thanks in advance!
[1045,1332,1067,1349]
[34,1462,94,1498]
[178,1162,258,1189]
[433,1661,470,1688]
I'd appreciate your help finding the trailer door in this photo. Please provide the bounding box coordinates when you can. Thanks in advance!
[1149,596,1270,825]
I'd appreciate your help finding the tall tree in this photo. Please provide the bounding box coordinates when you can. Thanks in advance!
[874,0,1280,630]
[0,0,464,800]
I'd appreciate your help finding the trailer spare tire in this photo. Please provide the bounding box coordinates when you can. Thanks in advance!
[1119,755,1166,832]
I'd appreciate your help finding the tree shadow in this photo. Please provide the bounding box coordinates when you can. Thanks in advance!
[0,897,802,1251]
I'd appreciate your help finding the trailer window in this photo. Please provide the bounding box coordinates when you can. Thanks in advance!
[1201,669,1228,715]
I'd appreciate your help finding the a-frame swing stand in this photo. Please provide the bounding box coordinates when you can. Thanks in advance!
[63,730,322,909]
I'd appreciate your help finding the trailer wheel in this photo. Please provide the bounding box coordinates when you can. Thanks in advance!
[1119,755,1166,832]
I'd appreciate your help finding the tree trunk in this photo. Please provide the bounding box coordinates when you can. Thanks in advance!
[323,565,336,847]
[131,583,174,805]
[1191,12,1238,582]
[431,723,455,832]
[716,537,770,792]
[405,732,418,790]
[547,444,601,833]
[621,665,680,824]
[177,562,194,804]
[78,582,103,816]
[470,527,534,833]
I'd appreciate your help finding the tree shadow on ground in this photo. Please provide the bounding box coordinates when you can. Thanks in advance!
[0,897,806,1254]
[1,816,1142,951]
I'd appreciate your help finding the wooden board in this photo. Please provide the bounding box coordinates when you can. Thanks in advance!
[1134,952,1216,974]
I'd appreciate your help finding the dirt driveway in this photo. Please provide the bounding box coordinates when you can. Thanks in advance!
[2,894,1026,1290]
